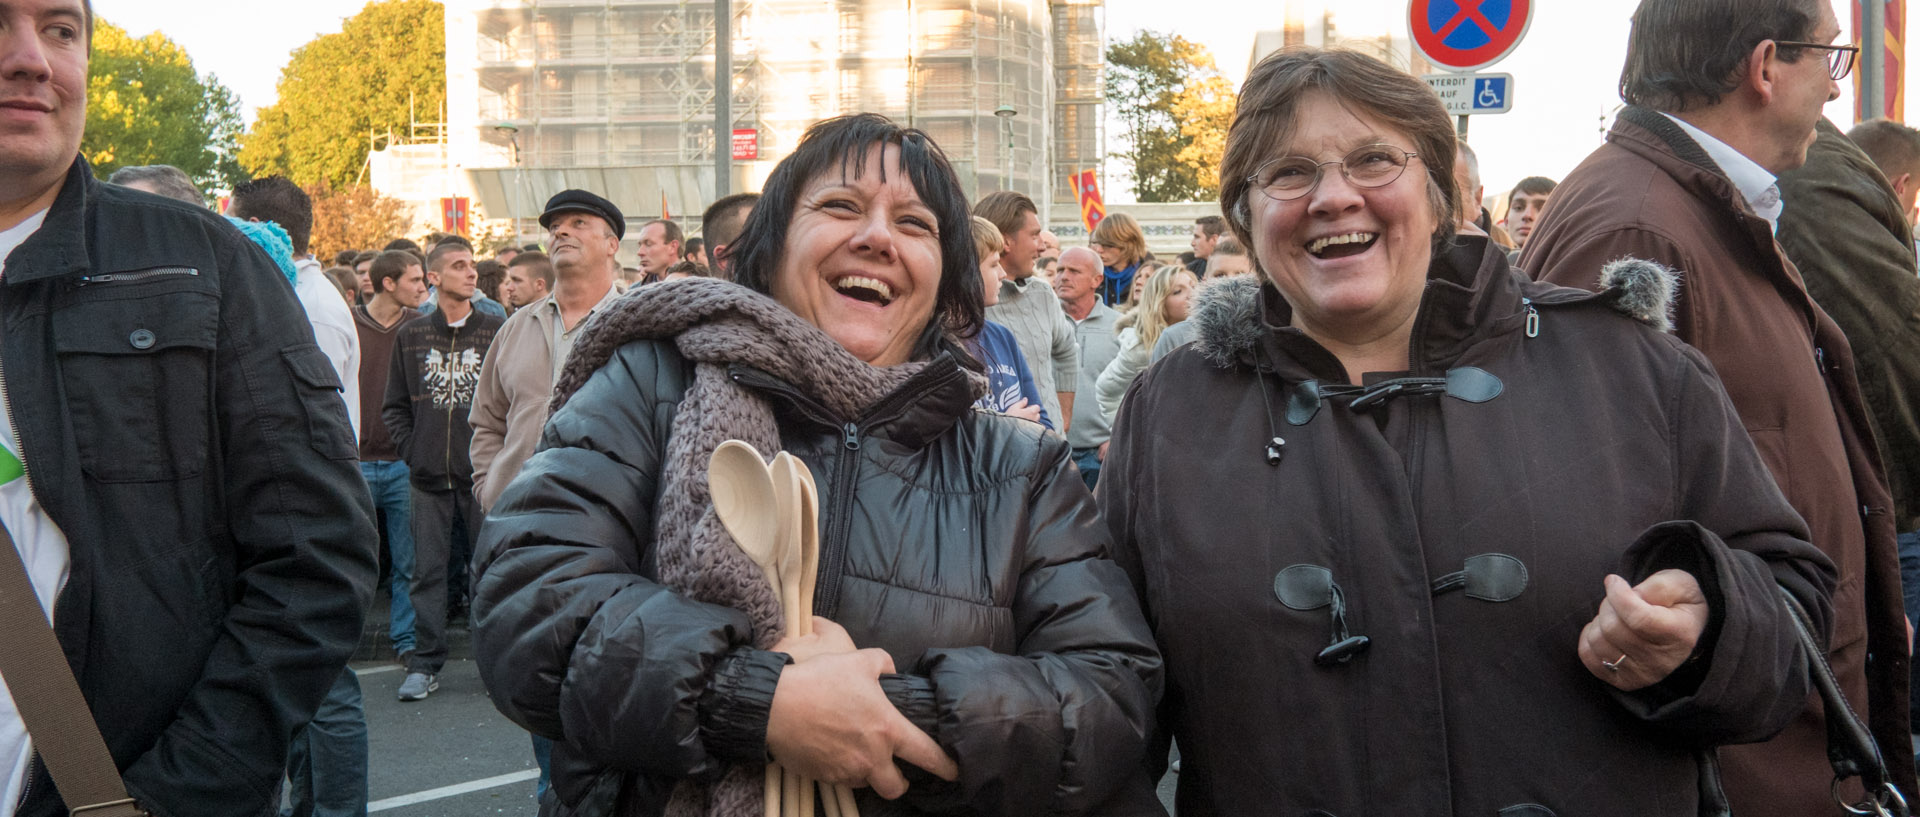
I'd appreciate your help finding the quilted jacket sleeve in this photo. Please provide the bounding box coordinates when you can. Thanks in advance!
[1603,341,1838,744]
[471,340,783,778]
[886,434,1165,816]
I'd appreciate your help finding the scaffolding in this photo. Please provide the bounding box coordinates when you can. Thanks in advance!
[451,0,1092,237]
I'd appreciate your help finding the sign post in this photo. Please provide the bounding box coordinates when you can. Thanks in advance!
[1409,0,1531,139]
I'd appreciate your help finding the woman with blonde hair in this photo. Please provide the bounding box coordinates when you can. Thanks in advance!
[1095,263,1197,420]
[1090,212,1149,306]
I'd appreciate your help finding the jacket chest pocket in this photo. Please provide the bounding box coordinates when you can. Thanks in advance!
[52,284,218,483]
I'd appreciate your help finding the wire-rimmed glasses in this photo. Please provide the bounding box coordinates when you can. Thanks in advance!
[1247,145,1421,202]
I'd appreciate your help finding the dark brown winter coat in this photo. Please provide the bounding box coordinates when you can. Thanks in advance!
[1778,118,1920,528]
[1103,238,1836,816]
[1520,105,1916,813]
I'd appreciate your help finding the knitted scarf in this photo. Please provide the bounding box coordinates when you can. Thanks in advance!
[549,277,984,817]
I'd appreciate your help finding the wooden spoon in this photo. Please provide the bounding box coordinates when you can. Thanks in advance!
[770,453,805,638]
[769,453,809,817]
[708,441,783,598]
[705,441,785,817]
[789,459,860,817]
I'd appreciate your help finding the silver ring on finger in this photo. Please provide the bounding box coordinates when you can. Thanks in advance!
[1601,654,1628,672]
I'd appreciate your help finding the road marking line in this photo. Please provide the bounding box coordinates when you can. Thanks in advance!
[353,665,402,676]
[368,769,540,811]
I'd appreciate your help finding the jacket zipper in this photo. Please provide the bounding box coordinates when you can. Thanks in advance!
[728,362,964,618]
[75,267,198,285]
[444,321,458,491]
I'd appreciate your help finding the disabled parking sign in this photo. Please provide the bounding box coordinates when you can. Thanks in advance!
[1423,73,1514,115]
[1410,0,1532,72]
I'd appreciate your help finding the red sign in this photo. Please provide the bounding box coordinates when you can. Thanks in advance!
[1410,0,1531,72]
[441,197,469,235]
[731,128,759,161]
[1071,169,1105,232]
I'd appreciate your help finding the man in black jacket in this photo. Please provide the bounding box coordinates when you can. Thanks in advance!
[0,1,378,815]
[383,241,502,701]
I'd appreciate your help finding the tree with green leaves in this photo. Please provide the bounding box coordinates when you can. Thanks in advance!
[240,0,446,189]
[84,20,247,192]
[1105,31,1236,202]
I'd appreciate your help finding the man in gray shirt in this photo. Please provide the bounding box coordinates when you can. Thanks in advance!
[977,191,1077,431]
[1054,247,1118,489]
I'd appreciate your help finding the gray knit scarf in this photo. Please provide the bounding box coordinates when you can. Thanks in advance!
[550,277,983,817]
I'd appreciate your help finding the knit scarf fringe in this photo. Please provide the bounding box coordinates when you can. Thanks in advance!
[549,278,980,817]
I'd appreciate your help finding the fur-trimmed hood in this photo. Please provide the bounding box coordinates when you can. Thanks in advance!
[1189,238,1678,371]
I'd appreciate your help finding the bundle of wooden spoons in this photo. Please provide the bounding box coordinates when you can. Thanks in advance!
[710,441,861,817]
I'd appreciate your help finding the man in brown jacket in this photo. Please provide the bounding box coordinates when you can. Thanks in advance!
[1519,0,1916,811]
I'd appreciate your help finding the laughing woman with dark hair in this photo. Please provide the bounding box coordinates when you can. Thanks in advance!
[472,114,1162,817]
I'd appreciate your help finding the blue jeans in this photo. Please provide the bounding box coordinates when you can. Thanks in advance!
[1899,530,1920,731]
[1072,447,1102,492]
[284,668,368,817]
[532,734,553,803]
[362,460,415,653]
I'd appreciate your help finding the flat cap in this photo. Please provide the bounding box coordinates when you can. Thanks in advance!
[539,189,626,239]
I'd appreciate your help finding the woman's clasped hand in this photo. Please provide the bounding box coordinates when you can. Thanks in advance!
[1577,570,1710,691]
[765,618,959,798]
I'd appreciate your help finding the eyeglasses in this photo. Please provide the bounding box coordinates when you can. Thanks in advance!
[1247,145,1421,201]
[1775,40,1860,81]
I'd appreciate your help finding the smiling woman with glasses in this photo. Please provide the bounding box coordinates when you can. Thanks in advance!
[1098,45,1835,817]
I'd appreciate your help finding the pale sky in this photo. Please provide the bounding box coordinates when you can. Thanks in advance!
[93,0,1904,203]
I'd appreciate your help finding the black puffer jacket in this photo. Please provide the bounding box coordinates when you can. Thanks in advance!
[473,339,1164,817]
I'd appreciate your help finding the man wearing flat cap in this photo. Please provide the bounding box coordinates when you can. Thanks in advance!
[469,189,626,513]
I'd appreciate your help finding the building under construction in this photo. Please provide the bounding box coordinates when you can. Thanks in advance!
[446,0,1104,246]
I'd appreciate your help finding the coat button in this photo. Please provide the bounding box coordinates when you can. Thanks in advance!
[129,329,155,350]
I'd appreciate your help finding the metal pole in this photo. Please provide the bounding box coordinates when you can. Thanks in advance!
[715,0,732,200]
[1863,0,1886,120]
[1004,117,1013,190]
[1457,115,1469,141]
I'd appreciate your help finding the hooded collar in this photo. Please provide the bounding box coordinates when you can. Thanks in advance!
[1191,236,1675,381]
[1243,236,1531,382]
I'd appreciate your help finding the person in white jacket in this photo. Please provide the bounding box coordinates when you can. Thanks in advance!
[1096,263,1197,420]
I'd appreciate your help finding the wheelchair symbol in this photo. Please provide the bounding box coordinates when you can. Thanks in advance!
[1473,78,1508,111]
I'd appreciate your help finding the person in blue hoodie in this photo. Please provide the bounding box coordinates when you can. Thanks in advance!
[1089,212,1150,307]
[968,217,1052,429]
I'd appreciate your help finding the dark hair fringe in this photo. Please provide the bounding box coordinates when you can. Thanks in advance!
[1620,0,1821,112]
[726,114,985,367]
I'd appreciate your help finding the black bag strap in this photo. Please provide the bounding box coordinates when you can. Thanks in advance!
[1780,587,1910,817]
[0,519,146,816]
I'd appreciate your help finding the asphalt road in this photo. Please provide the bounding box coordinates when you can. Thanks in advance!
[355,658,541,816]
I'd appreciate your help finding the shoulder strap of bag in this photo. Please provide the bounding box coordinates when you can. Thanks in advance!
[0,520,145,816]
[1781,586,1911,817]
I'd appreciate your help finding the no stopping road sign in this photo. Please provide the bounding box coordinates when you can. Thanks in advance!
[1410,0,1532,72]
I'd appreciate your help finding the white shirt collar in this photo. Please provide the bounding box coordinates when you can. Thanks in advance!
[1661,113,1783,232]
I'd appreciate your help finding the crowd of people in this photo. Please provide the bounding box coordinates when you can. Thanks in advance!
[7,0,1920,816]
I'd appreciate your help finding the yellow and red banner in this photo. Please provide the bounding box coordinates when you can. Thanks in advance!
[1072,169,1105,232]
[1855,0,1905,121]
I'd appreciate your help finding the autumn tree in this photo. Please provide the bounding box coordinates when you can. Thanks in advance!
[241,0,446,189]
[1106,31,1237,202]
[84,20,247,191]
[307,184,414,261]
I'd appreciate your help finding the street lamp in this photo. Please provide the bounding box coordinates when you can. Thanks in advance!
[493,122,527,242]
[994,105,1016,191]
